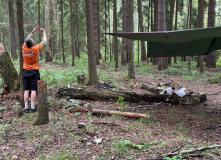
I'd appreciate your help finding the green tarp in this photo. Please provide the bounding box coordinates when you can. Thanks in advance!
[105,27,221,57]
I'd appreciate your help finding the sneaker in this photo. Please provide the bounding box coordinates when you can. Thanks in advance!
[24,109,29,113]
[29,108,37,113]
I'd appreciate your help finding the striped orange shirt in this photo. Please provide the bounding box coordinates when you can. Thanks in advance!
[22,43,42,70]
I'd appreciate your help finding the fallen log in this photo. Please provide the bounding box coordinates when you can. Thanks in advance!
[141,84,207,103]
[58,87,206,105]
[137,144,221,160]
[69,108,150,118]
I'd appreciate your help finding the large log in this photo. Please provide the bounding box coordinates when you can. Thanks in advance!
[58,87,207,105]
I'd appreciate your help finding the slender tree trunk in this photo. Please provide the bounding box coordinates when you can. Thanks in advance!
[174,0,179,64]
[153,0,159,65]
[105,0,107,62]
[188,0,192,72]
[16,0,25,107]
[108,0,112,62]
[75,0,80,58]
[8,0,17,60]
[37,0,42,60]
[169,0,175,31]
[61,0,65,63]
[158,0,168,71]
[151,0,154,32]
[126,0,135,79]
[70,0,75,66]
[113,0,118,71]
[51,0,59,57]
[85,0,99,85]
[45,0,52,62]
[197,0,204,73]
[206,0,216,68]
[137,0,146,61]
[121,0,127,65]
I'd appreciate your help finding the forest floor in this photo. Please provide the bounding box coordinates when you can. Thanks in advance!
[0,61,221,160]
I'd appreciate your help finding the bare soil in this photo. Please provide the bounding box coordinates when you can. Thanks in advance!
[0,64,221,160]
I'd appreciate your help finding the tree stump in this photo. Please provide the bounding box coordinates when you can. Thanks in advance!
[34,80,49,125]
[0,43,19,94]
[77,74,87,85]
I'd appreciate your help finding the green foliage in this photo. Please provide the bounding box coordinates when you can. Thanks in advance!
[114,140,145,157]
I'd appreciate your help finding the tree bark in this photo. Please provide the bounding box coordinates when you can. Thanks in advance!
[8,0,17,60]
[206,0,216,68]
[75,0,80,58]
[153,0,159,65]
[45,0,52,62]
[16,0,25,107]
[70,0,75,66]
[126,0,135,79]
[113,0,118,71]
[0,46,19,94]
[34,81,49,125]
[58,87,206,105]
[121,0,127,65]
[61,0,65,63]
[158,0,168,71]
[37,0,42,60]
[85,0,99,85]
[197,0,204,73]
[137,0,146,61]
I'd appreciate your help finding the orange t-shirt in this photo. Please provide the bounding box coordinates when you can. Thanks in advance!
[22,43,42,70]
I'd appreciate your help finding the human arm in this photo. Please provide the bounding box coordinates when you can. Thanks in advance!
[39,28,47,47]
[26,26,38,39]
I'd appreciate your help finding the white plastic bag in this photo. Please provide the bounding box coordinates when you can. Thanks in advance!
[175,88,186,97]
[160,87,173,95]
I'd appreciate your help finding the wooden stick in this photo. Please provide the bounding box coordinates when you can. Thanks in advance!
[169,79,183,88]
[99,50,108,68]
[69,108,150,118]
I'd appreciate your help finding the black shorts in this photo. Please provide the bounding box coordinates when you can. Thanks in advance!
[23,70,40,91]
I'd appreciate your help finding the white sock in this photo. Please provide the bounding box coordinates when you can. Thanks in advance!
[25,102,29,110]
[31,102,35,110]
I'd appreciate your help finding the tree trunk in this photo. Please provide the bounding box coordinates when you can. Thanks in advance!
[75,0,80,58]
[85,0,99,85]
[137,0,146,61]
[37,0,42,60]
[126,0,135,79]
[169,0,175,31]
[197,0,204,73]
[8,0,17,60]
[45,0,52,62]
[108,0,112,62]
[206,0,216,68]
[121,0,127,65]
[104,0,107,62]
[51,0,59,57]
[158,0,168,71]
[16,0,25,107]
[113,0,118,71]
[0,46,19,94]
[70,0,75,66]
[61,0,65,63]
[174,0,179,64]
[153,0,159,65]
[34,81,49,125]
[58,87,206,105]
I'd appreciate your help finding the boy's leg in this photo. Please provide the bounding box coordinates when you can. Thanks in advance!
[24,90,30,111]
[30,90,37,110]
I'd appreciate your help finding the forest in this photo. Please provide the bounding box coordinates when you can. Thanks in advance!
[0,0,221,159]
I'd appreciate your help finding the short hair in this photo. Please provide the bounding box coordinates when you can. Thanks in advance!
[25,38,34,48]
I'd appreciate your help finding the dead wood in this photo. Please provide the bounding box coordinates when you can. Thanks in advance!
[137,144,221,160]
[69,108,150,118]
[99,50,108,68]
[77,74,87,85]
[34,80,49,125]
[58,87,206,105]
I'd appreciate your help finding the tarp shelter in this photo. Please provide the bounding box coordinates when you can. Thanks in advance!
[105,27,221,57]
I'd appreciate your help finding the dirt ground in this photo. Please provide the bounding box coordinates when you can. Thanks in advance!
[0,66,221,160]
